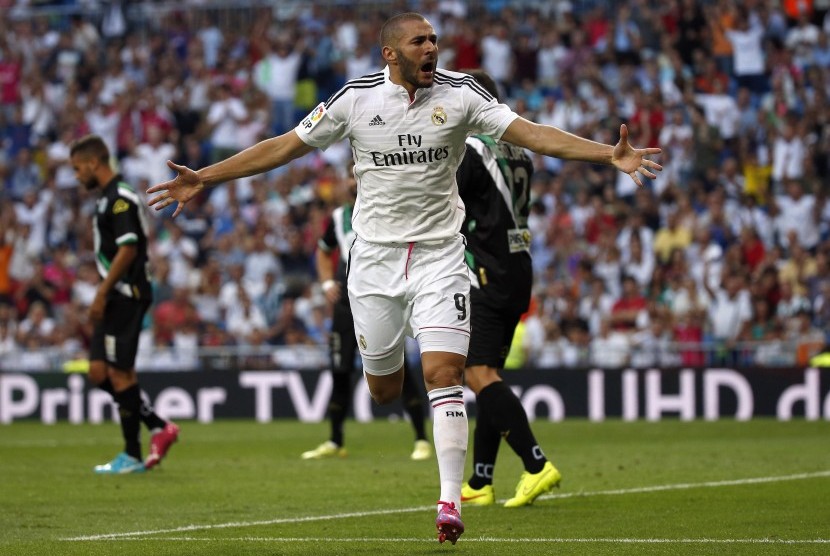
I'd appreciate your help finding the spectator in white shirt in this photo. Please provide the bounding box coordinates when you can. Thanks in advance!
[134,124,177,190]
[13,188,52,259]
[252,37,303,136]
[771,124,807,189]
[243,230,282,298]
[154,221,199,289]
[480,23,512,95]
[579,276,615,336]
[47,127,79,190]
[725,10,767,95]
[533,319,579,369]
[16,300,56,346]
[657,107,693,186]
[703,267,752,364]
[0,319,18,362]
[536,30,567,87]
[694,78,739,143]
[206,82,248,163]
[622,233,655,290]
[630,317,678,368]
[773,179,819,251]
[785,13,820,70]
[84,93,119,157]
[590,318,631,368]
[594,240,624,301]
[345,40,381,81]
[617,210,654,262]
[226,287,269,345]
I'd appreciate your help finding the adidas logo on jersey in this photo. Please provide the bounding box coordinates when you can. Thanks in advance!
[369,115,385,126]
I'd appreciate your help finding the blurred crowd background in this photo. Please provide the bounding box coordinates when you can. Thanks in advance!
[1,0,829,371]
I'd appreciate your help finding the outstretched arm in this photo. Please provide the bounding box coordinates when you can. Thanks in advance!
[147,130,315,217]
[501,119,662,187]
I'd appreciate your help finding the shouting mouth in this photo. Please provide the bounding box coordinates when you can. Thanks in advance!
[420,61,435,78]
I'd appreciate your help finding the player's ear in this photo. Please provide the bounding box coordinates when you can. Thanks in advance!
[382,45,396,64]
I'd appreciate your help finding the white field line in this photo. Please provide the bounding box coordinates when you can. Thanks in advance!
[79,537,830,544]
[542,469,830,500]
[62,470,830,542]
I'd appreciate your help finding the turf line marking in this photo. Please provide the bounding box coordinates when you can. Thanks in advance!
[84,537,830,544]
[62,470,830,542]
[539,469,830,501]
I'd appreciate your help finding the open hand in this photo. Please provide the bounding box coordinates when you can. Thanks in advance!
[147,161,205,218]
[612,124,663,187]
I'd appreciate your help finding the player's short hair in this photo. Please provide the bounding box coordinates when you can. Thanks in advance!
[69,134,110,163]
[380,12,427,48]
[459,69,500,102]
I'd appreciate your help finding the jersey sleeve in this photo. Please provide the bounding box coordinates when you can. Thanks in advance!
[464,86,519,141]
[317,217,337,253]
[456,139,487,200]
[295,93,350,150]
[111,191,141,247]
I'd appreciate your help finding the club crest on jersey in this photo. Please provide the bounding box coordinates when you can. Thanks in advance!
[359,335,367,350]
[112,199,129,214]
[431,106,447,126]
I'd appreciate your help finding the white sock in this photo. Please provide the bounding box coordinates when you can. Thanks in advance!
[428,385,467,512]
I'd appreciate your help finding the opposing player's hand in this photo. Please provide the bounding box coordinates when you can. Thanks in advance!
[89,291,106,323]
[321,280,342,304]
[147,161,205,218]
[612,124,662,187]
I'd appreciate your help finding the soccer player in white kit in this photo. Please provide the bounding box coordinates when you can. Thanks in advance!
[147,12,662,545]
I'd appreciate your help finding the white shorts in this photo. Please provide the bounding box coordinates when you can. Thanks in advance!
[347,235,471,376]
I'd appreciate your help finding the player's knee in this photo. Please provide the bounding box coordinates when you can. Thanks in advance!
[368,379,403,405]
[370,387,401,405]
[107,366,137,390]
[421,352,465,390]
[87,361,107,385]
[365,368,404,405]
[464,365,501,395]
[466,365,501,390]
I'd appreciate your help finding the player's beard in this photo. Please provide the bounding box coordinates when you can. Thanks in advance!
[82,175,100,191]
[397,48,436,90]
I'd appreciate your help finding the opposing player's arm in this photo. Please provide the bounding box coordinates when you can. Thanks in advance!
[315,242,336,283]
[90,244,137,322]
[501,118,662,187]
[148,131,315,217]
[316,244,342,304]
[316,218,341,303]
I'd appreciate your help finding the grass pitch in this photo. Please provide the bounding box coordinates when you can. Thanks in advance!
[0,418,828,555]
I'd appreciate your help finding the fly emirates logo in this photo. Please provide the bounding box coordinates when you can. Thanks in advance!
[370,133,449,167]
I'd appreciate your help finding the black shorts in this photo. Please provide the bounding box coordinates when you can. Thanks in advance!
[89,296,151,371]
[466,287,523,369]
[329,300,359,374]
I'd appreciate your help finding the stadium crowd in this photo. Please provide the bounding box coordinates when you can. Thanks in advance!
[1,0,830,371]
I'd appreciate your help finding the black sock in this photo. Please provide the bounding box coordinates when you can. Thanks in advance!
[479,381,547,474]
[139,394,167,432]
[468,410,501,489]
[329,372,352,447]
[113,384,142,460]
[99,378,165,432]
[401,367,427,441]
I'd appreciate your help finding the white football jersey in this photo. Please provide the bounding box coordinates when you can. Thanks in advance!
[296,66,518,244]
